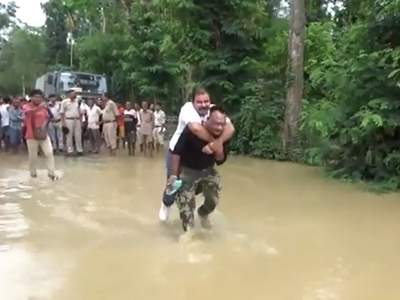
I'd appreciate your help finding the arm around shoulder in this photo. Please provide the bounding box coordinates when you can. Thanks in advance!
[215,141,230,166]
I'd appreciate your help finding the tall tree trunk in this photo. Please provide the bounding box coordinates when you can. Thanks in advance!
[181,64,194,103]
[283,0,306,158]
[22,73,25,96]
[101,7,107,33]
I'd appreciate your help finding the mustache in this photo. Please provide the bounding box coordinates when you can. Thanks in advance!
[197,108,209,116]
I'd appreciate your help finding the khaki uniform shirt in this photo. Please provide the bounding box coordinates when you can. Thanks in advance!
[102,100,119,121]
[60,98,80,119]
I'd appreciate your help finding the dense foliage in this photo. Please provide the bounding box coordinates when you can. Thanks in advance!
[1,0,400,191]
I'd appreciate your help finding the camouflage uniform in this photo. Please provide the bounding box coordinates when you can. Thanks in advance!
[175,166,221,231]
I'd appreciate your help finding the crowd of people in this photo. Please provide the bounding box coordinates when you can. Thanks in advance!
[0,86,235,233]
[0,89,167,157]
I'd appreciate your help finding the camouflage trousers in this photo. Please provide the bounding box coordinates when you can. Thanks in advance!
[175,166,221,231]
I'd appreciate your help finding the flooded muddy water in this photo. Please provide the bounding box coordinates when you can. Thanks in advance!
[1,153,400,300]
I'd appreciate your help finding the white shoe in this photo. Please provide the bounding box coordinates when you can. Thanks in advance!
[159,203,170,221]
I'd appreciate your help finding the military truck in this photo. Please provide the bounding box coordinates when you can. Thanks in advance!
[35,71,107,99]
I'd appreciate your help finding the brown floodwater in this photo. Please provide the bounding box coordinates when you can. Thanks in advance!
[1,153,400,300]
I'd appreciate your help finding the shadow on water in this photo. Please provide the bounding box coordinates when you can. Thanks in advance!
[1,153,400,300]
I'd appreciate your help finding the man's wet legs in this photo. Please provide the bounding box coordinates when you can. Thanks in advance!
[197,170,221,229]
[1,126,10,152]
[176,181,197,232]
[159,149,175,221]
[125,130,136,156]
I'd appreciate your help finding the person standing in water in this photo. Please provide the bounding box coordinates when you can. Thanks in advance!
[48,95,64,153]
[87,98,103,154]
[117,104,125,149]
[60,89,83,156]
[153,103,166,154]
[24,89,58,180]
[0,96,11,152]
[79,97,90,150]
[123,102,138,156]
[134,103,142,153]
[8,97,24,154]
[101,93,119,156]
[167,106,230,232]
[97,98,104,138]
[139,101,154,157]
[159,87,235,221]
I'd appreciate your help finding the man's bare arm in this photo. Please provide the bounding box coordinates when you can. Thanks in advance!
[170,154,181,177]
[170,127,189,176]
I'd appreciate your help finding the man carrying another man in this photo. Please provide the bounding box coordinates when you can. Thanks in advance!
[167,106,230,232]
[159,87,235,221]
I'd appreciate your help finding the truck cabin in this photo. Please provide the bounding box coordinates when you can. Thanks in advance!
[46,71,107,98]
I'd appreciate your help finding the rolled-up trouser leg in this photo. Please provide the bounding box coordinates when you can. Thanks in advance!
[197,168,221,217]
[162,149,175,207]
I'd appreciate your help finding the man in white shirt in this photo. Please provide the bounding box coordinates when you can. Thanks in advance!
[153,103,166,154]
[86,98,103,153]
[0,97,11,152]
[79,99,90,121]
[48,95,64,152]
[159,87,235,221]
[134,103,143,152]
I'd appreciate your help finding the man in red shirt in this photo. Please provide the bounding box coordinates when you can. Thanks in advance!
[24,89,58,180]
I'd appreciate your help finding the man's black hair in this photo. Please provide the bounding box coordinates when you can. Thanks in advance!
[103,92,110,98]
[48,94,56,98]
[3,96,11,104]
[68,89,76,94]
[209,105,226,115]
[29,89,43,97]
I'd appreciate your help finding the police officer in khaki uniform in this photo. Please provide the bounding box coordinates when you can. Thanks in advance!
[60,89,83,155]
[102,92,119,156]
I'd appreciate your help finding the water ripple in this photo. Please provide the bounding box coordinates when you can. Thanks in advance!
[0,203,29,240]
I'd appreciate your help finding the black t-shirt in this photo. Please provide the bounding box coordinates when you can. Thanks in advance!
[123,111,137,132]
[172,126,229,170]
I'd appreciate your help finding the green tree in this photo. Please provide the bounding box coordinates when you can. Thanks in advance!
[42,0,69,67]
[24,0,400,191]
[0,27,46,95]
